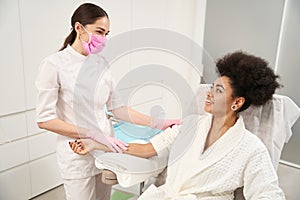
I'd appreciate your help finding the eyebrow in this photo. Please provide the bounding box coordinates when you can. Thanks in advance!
[215,84,225,90]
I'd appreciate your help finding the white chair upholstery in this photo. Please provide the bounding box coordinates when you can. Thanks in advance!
[95,152,167,188]
[241,94,300,170]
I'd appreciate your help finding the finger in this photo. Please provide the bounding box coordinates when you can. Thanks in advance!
[167,119,182,128]
[76,140,83,146]
[70,141,77,150]
[115,140,128,150]
[75,144,86,154]
[111,142,122,153]
[78,141,85,148]
[69,142,77,151]
[77,149,84,155]
[73,143,81,153]
[78,148,87,155]
[106,144,117,153]
[173,120,182,125]
[119,140,129,147]
[169,123,177,128]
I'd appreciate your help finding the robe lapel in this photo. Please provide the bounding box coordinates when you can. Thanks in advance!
[166,114,210,190]
[181,115,246,185]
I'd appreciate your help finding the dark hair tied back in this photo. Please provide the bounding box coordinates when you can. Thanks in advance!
[59,3,108,51]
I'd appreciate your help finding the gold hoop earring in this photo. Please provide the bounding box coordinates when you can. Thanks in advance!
[231,105,238,111]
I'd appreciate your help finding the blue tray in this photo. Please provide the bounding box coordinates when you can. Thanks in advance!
[114,122,162,143]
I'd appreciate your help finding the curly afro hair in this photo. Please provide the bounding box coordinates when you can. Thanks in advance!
[216,51,281,112]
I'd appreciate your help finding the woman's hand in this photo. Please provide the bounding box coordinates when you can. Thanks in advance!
[69,136,129,155]
[86,130,128,153]
[69,139,98,155]
[105,136,129,153]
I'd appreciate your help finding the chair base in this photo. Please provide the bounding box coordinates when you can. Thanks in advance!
[102,169,118,185]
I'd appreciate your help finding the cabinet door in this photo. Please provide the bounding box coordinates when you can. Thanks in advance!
[0,165,31,200]
[0,0,26,115]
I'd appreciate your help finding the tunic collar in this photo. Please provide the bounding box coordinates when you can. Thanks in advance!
[66,45,86,61]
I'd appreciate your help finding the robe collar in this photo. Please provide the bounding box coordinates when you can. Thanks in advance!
[165,114,247,197]
[182,114,246,187]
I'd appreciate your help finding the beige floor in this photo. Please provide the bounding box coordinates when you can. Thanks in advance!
[31,163,300,200]
[30,185,66,200]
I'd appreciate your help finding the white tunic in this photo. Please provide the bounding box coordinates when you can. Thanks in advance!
[140,114,285,199]
[36,46,123,179]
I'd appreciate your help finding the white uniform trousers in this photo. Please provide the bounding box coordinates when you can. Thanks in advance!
[63,173,112,200]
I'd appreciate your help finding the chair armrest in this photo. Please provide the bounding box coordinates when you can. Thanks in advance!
[95,152,168,187]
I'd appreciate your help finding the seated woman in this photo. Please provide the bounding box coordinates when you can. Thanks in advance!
[70,51,285,199]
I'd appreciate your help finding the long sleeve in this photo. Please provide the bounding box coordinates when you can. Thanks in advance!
[243,146,285,200]
[150,125,180,157]
[150,114,202,157]
[36,59,59,122]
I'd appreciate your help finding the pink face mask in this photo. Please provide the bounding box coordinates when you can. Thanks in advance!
[81,25,107,54]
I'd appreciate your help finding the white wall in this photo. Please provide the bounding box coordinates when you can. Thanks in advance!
[0,0,204,199]
[203,0,285,68]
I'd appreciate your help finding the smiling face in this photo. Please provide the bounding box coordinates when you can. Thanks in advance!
[204,76,237,117]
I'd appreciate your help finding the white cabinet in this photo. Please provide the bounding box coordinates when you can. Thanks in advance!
[0,139,29,172]
[26,109,43,136]
[0,0,26,115]
[28,132,56,161]
[0,154,61,200]
[0,113,27,144]
[29,154,62,198]
[0,165,31,200]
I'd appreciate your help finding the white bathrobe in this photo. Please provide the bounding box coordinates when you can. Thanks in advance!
[138,114,285,200]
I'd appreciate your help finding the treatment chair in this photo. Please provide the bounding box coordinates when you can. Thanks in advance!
[95,84,300,198]
[95,115,167,191]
